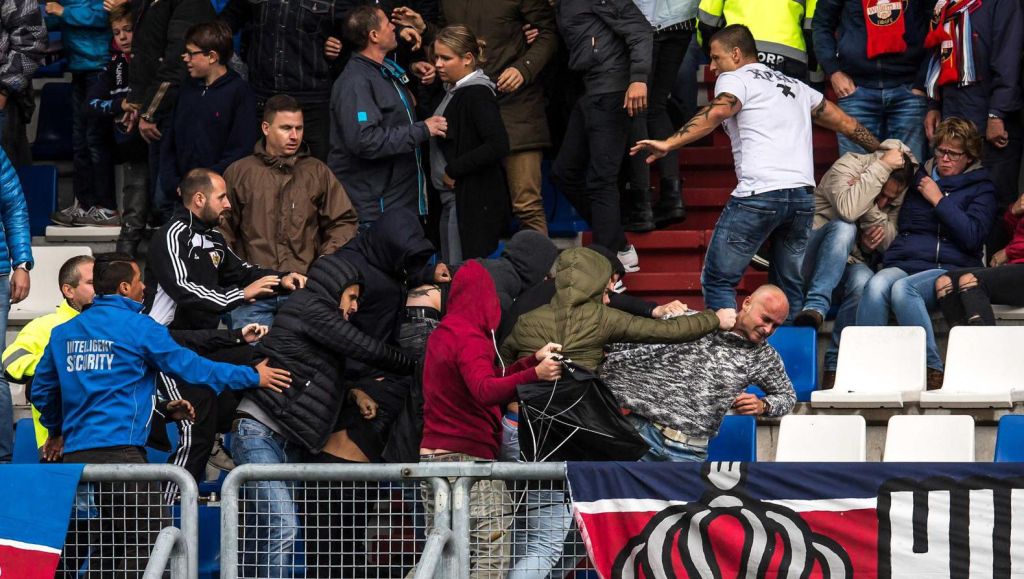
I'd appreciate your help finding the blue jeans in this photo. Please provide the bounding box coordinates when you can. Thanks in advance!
[230,295,288,330]
[836,84,928,162]
[825,263,874,372]
[702,188,814,320]
[231,418,306,578]
[855,267,946,370]
[801,220,858,316]
[629,415,707,462]
[0,274,10,462]
[71,71,116,210]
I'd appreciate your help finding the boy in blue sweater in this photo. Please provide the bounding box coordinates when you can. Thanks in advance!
[45,0,120,227]
[159,20,257,202]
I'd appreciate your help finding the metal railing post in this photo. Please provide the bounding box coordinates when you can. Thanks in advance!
[143,526,182,579]
[451,476,474,579]
[220,468,243,579]
[80,464,199,579]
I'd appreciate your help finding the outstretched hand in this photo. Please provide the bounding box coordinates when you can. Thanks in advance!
[256,359,291,393]
[630,139,669,165]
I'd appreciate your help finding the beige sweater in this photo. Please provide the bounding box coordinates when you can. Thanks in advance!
[813,138,916,264]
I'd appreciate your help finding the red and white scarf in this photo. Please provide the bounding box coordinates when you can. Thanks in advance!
[925,0,982,99]
[863,0,908,58]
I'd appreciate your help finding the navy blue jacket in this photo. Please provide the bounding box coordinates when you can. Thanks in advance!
[883,162,998,274]
[812,0,936,89]
[159,70,258,195]
[32,295,260,454]
[929,0,1024,129]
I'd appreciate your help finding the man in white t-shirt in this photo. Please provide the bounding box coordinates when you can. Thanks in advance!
[632,24,880,321]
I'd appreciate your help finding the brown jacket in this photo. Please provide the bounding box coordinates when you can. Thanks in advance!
[813,139,916,264]
[221,141,358,274]
[428,0,558,152]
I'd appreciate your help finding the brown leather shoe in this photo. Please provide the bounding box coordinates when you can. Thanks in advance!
[926,368,944,391]
[820,370,837,390]
[793,309,824,331]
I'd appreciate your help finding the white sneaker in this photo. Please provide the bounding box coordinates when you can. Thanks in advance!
[617,244,639,273]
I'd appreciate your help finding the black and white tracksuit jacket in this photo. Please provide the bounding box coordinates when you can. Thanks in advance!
[145,206,284,331]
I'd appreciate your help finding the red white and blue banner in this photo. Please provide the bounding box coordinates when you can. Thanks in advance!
[0,465,83,577]
[568,461,1024,578]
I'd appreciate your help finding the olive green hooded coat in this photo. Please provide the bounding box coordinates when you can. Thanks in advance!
[500,247,720,371]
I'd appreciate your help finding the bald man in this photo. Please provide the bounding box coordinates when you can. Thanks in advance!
[601,285,796,462]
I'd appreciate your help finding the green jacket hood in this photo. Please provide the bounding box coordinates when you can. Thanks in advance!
[551,248,613,309]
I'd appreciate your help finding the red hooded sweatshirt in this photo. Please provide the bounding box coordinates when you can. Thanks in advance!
[421,261,540,459]
[1002,208,1024,264]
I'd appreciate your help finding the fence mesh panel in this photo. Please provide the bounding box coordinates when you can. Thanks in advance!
[235,479,427,578]
[57,479,173,578]
[469,477,591,578]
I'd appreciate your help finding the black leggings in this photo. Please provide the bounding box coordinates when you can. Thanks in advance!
[938,265,1024,326]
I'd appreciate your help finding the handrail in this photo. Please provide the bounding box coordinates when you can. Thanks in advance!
[142,526,184,579]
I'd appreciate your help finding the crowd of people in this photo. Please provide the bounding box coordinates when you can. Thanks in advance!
[0,0,1021,575]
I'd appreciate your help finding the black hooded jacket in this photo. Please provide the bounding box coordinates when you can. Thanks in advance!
[479,230,558,313]
[247,253,414,452]
[335,208,436,346]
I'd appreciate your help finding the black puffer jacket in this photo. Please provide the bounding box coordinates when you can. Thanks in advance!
[336,208,436,345]
[248,253,414,452]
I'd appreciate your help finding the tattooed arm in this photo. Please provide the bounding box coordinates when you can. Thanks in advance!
[811,98,881,152]
[629,92,741,164]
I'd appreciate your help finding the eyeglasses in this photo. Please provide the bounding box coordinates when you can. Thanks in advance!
[934,146,967,161]
[181,49,210,60]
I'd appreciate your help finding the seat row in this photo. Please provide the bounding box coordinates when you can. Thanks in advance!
[812,325,1024,408]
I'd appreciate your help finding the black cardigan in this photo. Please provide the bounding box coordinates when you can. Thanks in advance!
[438,84,511,259]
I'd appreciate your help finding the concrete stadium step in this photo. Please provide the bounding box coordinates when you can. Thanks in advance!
[46,224,120,243]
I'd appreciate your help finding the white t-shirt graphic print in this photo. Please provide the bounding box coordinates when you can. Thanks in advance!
[714,63,824,197]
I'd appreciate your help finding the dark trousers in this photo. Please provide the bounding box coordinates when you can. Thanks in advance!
[160,344,252,482]
[147,112,174,226]
[627,28,693,189]
[940,265,1024,326]
[58,446,169,578]
[72,71,116,210]
[553,91,630,252]
[256,97,330,161]
[984,114,1024,251]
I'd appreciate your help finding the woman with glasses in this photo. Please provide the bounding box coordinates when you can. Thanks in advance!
[854,117,998,390]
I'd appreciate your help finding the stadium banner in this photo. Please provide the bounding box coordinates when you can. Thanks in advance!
[0,464,84,578]
[568,461,1024,578]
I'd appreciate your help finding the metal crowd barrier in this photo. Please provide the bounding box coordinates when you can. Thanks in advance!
[62,464,199,579]
[219,462,588,579]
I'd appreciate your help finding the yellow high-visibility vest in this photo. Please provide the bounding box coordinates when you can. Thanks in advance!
[2,300,80,447]
[698,0,816,64]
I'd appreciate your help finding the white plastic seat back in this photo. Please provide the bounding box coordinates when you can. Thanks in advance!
[920,326,1024,408]
[811,326,925,408]
[883,415,975,462]
[775,415,867,462]
[10,246,93,323]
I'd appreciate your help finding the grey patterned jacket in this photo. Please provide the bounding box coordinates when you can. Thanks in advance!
[601,331,796,439]
[0,0,46,94]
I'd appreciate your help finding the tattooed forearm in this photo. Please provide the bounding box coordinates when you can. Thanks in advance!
[811,99,827,119]
[848,122,881,152]
[672,92,739,139]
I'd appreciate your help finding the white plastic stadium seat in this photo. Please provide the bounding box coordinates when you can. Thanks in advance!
[774,415,867,462]
[811,326,926,408]
[920,326,1024,408]
[882,415,975,462]
[9,246,93,323]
